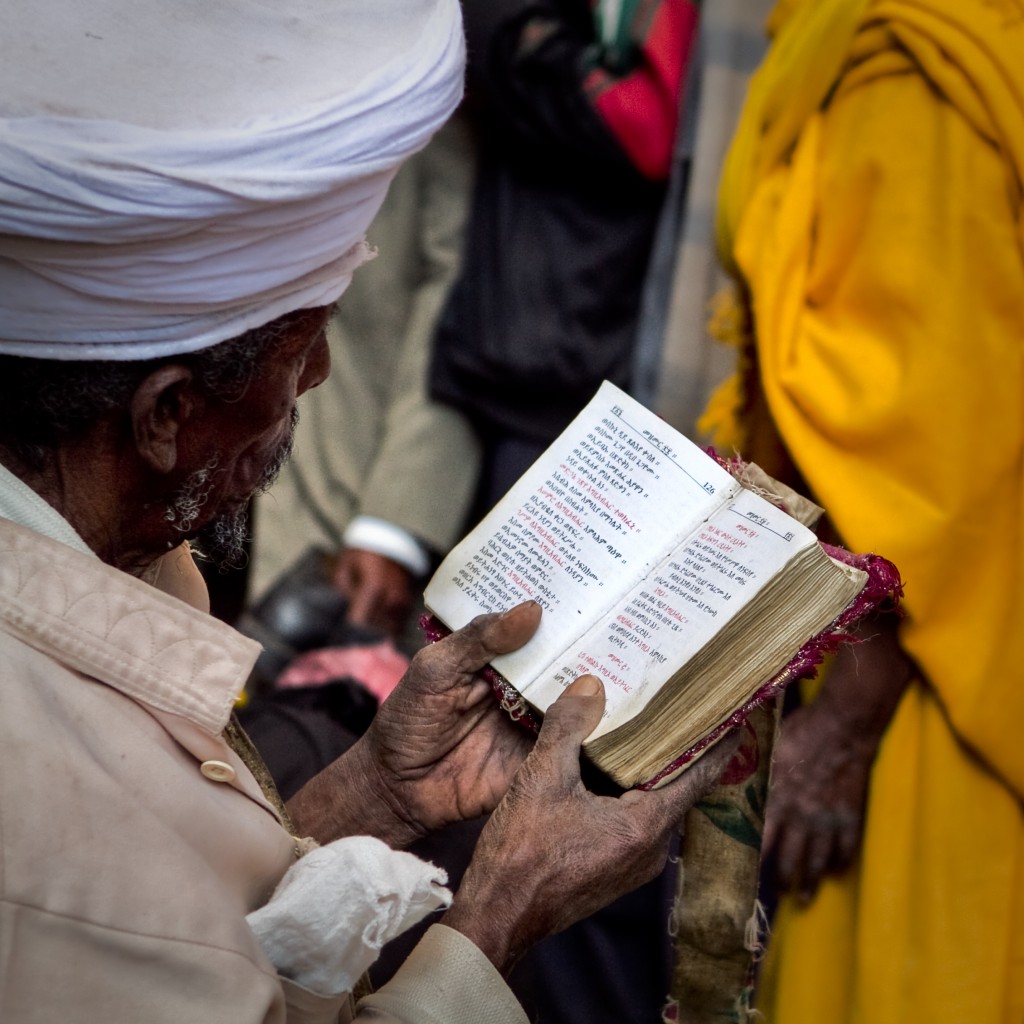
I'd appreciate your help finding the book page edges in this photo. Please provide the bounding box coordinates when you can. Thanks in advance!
[584,550,864,782]
[629,548,903,790]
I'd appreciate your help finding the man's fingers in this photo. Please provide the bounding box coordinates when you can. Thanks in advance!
[625,730,742,828]
[501,675,606,792]
[480,601,544,654]
[445,601,543,669]
[405,601,542,696]
[532,675,607,753]
[684,732,743,792]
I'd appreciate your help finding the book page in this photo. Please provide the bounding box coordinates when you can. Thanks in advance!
[523,487,821,736]
[423,381,739,686]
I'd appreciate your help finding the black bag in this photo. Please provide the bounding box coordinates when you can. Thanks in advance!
[430,147,663,443]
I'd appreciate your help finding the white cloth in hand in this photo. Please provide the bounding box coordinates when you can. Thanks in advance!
[246,835,452,996]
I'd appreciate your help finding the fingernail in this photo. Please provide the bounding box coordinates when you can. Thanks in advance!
[501,600,540,621]
[566,675,601,696]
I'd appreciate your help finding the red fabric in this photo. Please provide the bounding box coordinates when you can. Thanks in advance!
[585,0,698,180]
[277,642,410,703]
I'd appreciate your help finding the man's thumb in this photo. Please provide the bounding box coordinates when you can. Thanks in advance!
[535,675,607,753]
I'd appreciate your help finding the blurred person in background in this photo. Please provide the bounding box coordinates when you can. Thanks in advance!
[432,0,699,517]
[702,0,1024,1020]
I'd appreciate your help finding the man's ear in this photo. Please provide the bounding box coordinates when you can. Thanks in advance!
[130,365,199,474]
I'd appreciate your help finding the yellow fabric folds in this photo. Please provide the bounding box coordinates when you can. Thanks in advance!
[715,0,869,277]
[713,0,1024,1019]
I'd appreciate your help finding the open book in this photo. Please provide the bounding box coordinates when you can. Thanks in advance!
[424,382,900,789]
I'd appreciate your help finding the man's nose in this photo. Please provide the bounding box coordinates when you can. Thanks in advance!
[299,330,331,395]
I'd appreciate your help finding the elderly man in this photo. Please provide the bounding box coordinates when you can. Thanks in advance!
[0,1,733,1021]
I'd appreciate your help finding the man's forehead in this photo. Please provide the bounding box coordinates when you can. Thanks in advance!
[255,307,333,358]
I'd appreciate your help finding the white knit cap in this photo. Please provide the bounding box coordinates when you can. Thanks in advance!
[0,0,465,360]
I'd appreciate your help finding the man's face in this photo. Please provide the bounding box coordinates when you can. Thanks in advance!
[173,403,299,568]
[166,307,331,568]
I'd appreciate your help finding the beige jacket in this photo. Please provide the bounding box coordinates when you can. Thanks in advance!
[0,517,526,1024]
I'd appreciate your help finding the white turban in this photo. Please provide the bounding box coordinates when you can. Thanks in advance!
[0,0,465,360]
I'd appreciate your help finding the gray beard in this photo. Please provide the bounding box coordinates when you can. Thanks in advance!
[191,502,251,572]
[166,406,298,571]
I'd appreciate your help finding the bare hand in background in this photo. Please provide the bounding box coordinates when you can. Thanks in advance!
[334,547,414,640]
[763,616,916,902]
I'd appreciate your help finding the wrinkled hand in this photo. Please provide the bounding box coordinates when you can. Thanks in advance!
[287,601,542,847]
[442,676,739,974]
[763,620,916,903]
[333,548,414,640]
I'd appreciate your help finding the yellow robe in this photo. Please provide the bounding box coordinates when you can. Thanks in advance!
[711,1,1024,1019]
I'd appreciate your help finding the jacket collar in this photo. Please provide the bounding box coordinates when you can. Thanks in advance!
[0,516,259,735]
